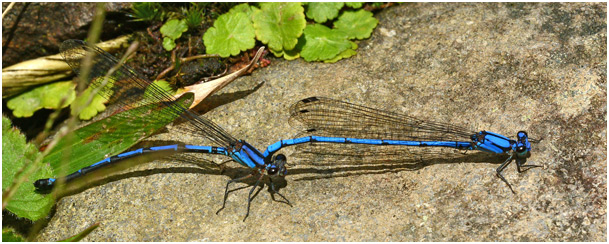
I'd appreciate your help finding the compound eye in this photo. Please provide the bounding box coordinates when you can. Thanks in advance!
[517,131,528,139]
[516,146,526,153]
[268,167,278,175]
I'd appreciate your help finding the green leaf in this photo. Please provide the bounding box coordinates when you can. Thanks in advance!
[44,93,194,179]
[3,228,25,242]
[6,81,76,118]
[269,35,305,60]
[345,2,364,9]
[70,83,112,120]
[300,24,351,62]
[2,116,54,221]
[141,80,175,105]
[160,19,188,51]
[203,11,256,57]
[306,2,344,23]
[160,19,188,40]
[162,37,177,51]
[334,9,378,40]
[252,2,306,51]
[59,223,99,242]
[270,48,300,60]
[324,41,358,63]
[227,3,253,19]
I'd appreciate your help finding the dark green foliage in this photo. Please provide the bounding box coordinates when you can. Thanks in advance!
[203,2,380,62]
[183,4,205,29]
[130,2,164,22]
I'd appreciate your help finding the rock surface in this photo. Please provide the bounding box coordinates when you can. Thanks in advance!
[37,3,606,241]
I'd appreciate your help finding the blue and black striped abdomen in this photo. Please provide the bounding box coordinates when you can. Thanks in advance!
[34,144,228,192]
[263,135,473,158]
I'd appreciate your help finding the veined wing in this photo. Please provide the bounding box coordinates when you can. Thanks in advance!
[60,40,237,147]
[289,97,474,142]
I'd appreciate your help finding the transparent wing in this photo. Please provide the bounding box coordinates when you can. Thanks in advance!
[289,97,474,142]
[60,40,237,147]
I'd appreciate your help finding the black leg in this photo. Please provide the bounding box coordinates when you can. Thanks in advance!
[269,177,292,207]
[243,174,265,221]
[495,155,516,194]
[216,173,253,215]
[516,161,543,173]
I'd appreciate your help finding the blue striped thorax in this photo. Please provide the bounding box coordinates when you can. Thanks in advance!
[228,140,266,168]
[471,131,531,156]
[228,140,287,176]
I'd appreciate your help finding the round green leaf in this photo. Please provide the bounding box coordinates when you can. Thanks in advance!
[324,41,358,63]
[270,35,305,60]
[334,9,379,40]
[252,2,306,51]
[69,76,115,121]
[70,86,110,120]
[162,37,177,51]
[203,12,256,57]
[345,2,364,9]
[306,2,344,23]
[301,24,351,62]
[160,19,188,39]
[7,81,76,118]
[228,3,253,19]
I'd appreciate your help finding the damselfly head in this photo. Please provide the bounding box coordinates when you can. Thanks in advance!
[518,130,543,143]
[266,154,287,176]
[515,131,532,157]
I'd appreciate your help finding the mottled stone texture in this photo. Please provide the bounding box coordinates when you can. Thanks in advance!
[37,3,605,241]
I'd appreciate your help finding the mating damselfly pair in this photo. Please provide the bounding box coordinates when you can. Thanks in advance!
[35,40,541,220]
